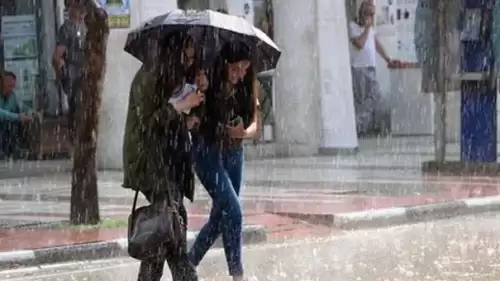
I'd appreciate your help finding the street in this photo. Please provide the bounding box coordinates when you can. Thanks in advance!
[2,212,500,281]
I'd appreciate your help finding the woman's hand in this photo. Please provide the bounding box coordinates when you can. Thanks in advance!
[185,91,205,107]
[226,123,247,139]
[172,92,205,112]
[186,116,200,130]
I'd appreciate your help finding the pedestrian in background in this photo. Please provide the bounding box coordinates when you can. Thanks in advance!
[348,0,394,136]
[52,0,87,147]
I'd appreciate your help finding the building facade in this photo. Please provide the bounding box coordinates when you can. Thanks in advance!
[0,0,59,114]
[0,0,359,168]
[92,0,359,168]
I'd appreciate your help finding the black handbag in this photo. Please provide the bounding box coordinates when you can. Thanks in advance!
[127,188,185,260]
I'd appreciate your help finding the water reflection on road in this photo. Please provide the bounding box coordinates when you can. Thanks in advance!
[3,212,500,280]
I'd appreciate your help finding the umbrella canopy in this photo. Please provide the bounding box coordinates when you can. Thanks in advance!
[124,9,281,73]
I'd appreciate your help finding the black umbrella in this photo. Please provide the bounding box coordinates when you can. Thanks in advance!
[124,9,281,73]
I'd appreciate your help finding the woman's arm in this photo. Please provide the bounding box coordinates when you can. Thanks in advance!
[243,78,261,139]
[136,74,178,131]
[171,93,204,112]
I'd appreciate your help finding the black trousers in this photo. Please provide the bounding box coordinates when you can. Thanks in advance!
[0,120,32,159]
[138,189,198,281]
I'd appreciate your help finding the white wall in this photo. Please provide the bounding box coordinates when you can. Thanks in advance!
[226,0,254,23]
[97,0,395,164]
[316,0,358,150]
[271,0,322,156]
[97,0,178,169]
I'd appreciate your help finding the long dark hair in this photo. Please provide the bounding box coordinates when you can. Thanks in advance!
[195,42,256,146]
[154,35,191,99]
[149,35,197,192]
[209,43,256,126]
[210,42,252,94]
[235,68,256,128]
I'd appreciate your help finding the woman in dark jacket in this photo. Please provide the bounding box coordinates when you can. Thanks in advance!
[188,42,260,281]
[123,34,205,281]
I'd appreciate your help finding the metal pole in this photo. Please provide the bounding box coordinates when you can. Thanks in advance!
[434,0,447,164]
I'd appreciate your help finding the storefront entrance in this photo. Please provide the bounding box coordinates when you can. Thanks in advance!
[1,0,43,110]
[1,0,70,159]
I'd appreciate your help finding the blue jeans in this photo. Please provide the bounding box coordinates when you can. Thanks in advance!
[188,143,244,276]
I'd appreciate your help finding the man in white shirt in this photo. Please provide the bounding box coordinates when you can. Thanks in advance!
[348,0,394,136]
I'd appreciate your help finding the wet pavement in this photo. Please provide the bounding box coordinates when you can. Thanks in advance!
[0,213,330,252]
[1,137,500,254]
[1,212,500,280]
[0,158,498,222]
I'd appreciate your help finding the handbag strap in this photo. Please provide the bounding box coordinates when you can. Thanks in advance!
[130,181,176,217]
[131,189,140,216]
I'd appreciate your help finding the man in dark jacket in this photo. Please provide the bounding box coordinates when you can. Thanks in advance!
[52,0,87,143]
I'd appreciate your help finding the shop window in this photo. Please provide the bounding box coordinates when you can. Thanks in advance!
[1,0,70,158]
[1,0,41,109]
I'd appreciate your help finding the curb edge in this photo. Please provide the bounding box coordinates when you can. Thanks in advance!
[0,225,267,270]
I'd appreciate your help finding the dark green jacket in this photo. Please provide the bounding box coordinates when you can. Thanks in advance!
[122,66,195,202]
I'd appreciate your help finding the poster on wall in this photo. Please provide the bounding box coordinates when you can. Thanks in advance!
[1,15,39,104]
[2,15,38,60]
[98,0,131,28]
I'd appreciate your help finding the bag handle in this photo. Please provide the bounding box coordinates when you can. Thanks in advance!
[131,189,140,216]
[130,178,176,217]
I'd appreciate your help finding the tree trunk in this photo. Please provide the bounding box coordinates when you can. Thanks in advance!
[70,1,109,225]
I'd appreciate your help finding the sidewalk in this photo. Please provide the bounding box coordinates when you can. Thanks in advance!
[1,136,500,268]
